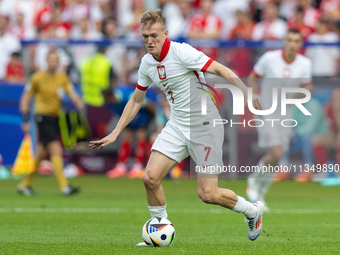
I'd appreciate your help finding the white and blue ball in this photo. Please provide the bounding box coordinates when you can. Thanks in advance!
[142,217,175,247]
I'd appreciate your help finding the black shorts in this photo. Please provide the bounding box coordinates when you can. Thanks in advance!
[35,115,59,146]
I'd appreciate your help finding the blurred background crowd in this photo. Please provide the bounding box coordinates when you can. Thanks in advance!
[1,0,340,183]
[1,0,340,83]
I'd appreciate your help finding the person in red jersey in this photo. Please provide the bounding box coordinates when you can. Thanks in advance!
[187,0,222,60]
[4,52,25,83]
[288,6,314,40]
[227,10,255,77]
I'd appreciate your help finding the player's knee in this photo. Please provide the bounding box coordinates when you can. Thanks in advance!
[142,170,161,190]
[197,189,216,204]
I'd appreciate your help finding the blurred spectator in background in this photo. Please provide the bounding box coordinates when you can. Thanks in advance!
[166,0,193,40]
[122,0,145,39]
[70,17,103,70]
[188,0,222,60]
[0,15,21,80]
[277,95,328,182]
[230,10,255,40]
[252,2,287,40]
[103,17,126,83]
[275,89,326,181]
[96,0,115,21]
[226,10,255,77]
[4,52,25,83]
[37,2,70,38]
[309,88,340,183]
[320,0,340,21]
[325,88,340,167]
[212,0,250,39]
[9,13,36,39]
[279,0,298,20]
[80,47,116,138]
[305,19,340,78]
[63,0,104,33]
[32,27,71,72]
[31,2,71,74]
[121,47,147,84]
[288,6,314,40]
[293,0,320,29]
[0,0,45,34]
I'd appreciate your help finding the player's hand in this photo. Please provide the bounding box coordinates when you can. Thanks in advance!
[21,122,30,133]
[89,132,117,150]
[250,93,262,110]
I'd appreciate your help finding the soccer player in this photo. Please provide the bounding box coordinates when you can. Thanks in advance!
[90,9,264,242]
[246,28,313,205]
[18,51,83,196]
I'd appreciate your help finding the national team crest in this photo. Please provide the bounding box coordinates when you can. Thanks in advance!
[157,65,166,80]
[283,67,291,78]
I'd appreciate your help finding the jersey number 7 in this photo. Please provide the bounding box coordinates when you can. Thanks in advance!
[168,91,174,103]
[204,147,211,162]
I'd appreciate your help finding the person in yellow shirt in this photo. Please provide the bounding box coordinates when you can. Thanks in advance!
[80,47,117,138]
[18,51,84,196]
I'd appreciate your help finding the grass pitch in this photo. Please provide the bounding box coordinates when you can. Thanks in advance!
[0,175,339,254]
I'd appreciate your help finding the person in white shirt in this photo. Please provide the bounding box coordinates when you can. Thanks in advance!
[297,0,320,29]
[0,15,21,80]
[252,2,287,41]
[9,13,36,40]
[90,9,265,244]
[305,19,340,77]
[70,17,103,69]
[165,0,193,40]
[247,28,313,206]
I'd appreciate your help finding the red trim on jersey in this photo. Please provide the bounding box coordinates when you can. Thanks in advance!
[201,59,214,72]
[152,38,171,62]
[136,83,148,91]
[281,50,296,64]
[193,70,204,88]
[253,68,262,78]
[193,70,200,80]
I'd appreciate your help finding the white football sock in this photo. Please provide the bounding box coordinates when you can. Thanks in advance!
[148,204,168,218]
[231,196,257,218]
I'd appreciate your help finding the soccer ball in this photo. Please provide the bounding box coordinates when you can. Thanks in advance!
[142,217,175,247]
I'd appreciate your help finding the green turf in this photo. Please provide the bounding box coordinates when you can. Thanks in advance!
[0,175,339,254]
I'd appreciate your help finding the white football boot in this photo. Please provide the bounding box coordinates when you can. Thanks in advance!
[135,242,151,247]
[246,201,265,241]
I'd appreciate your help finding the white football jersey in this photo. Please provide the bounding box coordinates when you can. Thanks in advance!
[253,49,312,113]
[137,38,221,132]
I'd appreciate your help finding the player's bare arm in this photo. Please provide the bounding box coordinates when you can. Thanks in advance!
[247,71,260,95]
[89,89,147,150]
[206,61,262,110]
[68,87,84,110]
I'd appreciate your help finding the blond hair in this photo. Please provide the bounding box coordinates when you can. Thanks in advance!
[141,9,166,30]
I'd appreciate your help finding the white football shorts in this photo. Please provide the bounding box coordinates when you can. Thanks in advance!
[151,121,224,174]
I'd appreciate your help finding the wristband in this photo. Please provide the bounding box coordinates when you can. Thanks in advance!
[22,112,30,122]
